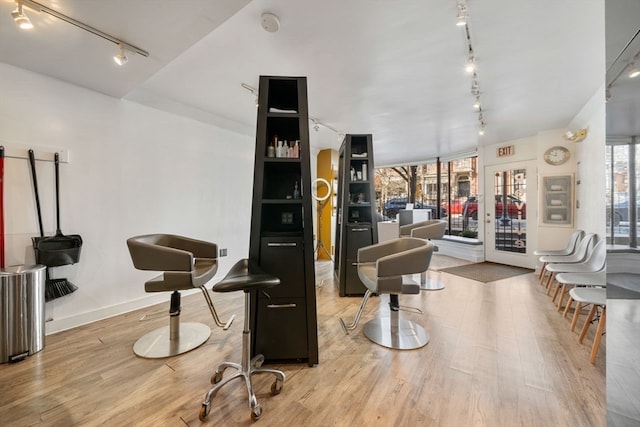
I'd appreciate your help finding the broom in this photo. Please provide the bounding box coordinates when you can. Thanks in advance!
[28,150,77,301]
[46,153,78,299]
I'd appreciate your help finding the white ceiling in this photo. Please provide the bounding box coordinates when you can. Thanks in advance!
[0,0,629,166]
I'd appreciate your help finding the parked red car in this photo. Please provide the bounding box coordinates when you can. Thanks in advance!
[462,195,526,220]
[441,199,464,215]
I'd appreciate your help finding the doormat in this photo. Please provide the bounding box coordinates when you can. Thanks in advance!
[439,262,533,283]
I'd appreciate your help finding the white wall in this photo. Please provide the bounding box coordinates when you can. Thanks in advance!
[0,63,255,334]
[479,106,605,266]
[535,128,581,251]
[570,85,606,238]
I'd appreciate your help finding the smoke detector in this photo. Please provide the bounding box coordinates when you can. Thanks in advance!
[261,12,280,33]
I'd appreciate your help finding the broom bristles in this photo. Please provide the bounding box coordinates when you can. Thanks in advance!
[45,277,78,302]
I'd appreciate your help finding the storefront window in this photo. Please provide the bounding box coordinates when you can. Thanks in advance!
[375,156,478,237]
[606,140,638,247]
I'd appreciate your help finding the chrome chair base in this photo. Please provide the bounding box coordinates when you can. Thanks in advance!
[363,315,429,350]
[133,322,210,358]
[420,272,445,291]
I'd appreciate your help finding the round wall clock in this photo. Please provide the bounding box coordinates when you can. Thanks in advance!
[543,146,570,165]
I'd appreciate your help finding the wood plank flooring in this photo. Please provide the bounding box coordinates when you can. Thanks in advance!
[0,255,606,426]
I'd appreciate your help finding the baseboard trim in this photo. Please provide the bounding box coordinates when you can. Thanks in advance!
[44,289,200,335]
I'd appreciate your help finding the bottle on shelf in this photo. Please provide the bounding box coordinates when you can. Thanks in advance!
[293,181,301,199]
[276,140,284,158]
[267,135,277,158]
[293,140,299,158]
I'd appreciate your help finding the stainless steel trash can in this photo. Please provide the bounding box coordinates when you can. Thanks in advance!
[0,265,46,363]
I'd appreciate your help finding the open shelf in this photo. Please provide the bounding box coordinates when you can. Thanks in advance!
[334,134,378,296]
[249,76,318,366]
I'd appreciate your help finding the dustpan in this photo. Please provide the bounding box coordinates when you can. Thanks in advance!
[33,233,82,266]
[31,152,83,267]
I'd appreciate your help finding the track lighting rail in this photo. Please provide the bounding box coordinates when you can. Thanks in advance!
[13,0,149,60]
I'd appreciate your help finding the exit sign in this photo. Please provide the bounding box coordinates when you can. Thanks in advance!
[497,145,515,157]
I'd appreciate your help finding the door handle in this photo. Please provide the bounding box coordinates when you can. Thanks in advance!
[267,242,297,247]
[266,303,297,308]
[351,228,368,232]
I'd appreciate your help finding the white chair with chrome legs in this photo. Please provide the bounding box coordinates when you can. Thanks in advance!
[127,234,235,358]
[339,237,434,350]
[534,229,584,284]
[399,219,447,290]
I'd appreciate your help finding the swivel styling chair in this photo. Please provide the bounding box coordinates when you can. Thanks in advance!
[399,219,447,290]
[127,234,234,358]
[340,237,434,350]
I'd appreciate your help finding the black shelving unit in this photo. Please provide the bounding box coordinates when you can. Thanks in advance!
[334,134,378,296]
[249,76,319,366]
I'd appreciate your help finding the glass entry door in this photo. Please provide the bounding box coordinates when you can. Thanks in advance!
[484,161,538,268]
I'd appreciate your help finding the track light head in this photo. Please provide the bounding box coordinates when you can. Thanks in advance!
[478,122,486,136]
[465,57,476,74]
[456,4,468,26]
[12,4,33,29]
[113,44,128,66]
[473,97,481,109]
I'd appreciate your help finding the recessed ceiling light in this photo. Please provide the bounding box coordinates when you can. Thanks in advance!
[629,63,640,78]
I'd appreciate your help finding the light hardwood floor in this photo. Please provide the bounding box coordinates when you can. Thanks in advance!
[0,255,606,426]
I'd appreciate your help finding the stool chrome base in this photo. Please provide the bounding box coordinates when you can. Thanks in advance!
[133,322,210,358]
[200,292,285,422]
[363,315,429,350]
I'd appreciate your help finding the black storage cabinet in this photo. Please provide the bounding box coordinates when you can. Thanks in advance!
[249,76,319,366]
[334,134,378,296]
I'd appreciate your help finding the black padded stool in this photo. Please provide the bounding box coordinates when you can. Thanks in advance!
[199,259,285,422]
